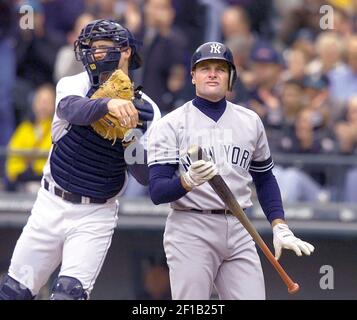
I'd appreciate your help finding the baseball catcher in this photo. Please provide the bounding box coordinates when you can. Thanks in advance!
[0,19,161,300]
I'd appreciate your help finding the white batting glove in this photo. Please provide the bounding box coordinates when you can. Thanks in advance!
[181,160,218,189]
[273,223,315,260]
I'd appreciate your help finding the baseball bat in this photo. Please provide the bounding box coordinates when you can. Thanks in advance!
[188,145,300,294]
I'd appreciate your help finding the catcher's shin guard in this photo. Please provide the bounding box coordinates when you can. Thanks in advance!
[50,276,88,300]
[0,274,34,300]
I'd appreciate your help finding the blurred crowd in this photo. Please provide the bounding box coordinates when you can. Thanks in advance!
[0,0,357,203]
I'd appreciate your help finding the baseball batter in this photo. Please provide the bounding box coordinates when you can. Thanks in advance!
[147,42,314,300]
[0,20,160,300]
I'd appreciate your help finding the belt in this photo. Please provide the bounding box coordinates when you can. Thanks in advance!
[190,209,233,215]
[43,179,106,204]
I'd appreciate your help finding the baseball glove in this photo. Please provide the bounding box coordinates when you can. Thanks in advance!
[90,69,134,144]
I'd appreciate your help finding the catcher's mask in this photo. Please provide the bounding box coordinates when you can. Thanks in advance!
[191,41,237,91]
[74,19,142,87]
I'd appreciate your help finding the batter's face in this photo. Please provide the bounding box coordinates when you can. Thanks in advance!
[192,60,229,102]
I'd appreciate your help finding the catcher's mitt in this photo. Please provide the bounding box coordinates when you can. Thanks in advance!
[90,69,134,144]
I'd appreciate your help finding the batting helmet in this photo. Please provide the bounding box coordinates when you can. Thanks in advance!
[191,42,237,91]
[74,19,142,87]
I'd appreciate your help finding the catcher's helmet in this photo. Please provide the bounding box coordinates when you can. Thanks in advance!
[191,42,237,91]
[74,19,142,87]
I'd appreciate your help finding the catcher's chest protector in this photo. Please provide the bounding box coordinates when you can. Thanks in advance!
[50,125,127,199]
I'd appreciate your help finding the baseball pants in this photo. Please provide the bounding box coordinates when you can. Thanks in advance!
[164,210,265,300]
[8,187,118,296]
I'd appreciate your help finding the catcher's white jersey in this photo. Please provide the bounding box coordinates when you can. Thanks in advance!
[43,71,160,186]
[148,100,273,210]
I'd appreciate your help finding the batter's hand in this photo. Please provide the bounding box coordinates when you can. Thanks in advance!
[273,223,315,260]
[181,160,218,190]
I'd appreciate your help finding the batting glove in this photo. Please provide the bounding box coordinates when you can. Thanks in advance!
[273,223,315,260]
[182,160,218,190]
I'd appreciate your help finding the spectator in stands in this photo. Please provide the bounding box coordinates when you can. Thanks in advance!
[16,0,62,85]
[330,5,354,38]
[264,77,331,151]
[273,108,335,203]
[292,108,335,155]
[85,0,124,21]
[334,96,357,154]
[245,41,285,121]
[221,5,256,104]
[15,0,63,116]
[226,0,276,40]
[307,32,345,77]
[281,48,308,83]
[221,5,254,44]
[277,0,324,46]
[13,0,64,130]
[134,0,188,114]
[303,74,334,127]
[265,79,306,153]
[268,74,336,203]
[225,35,252,104]
[0,0,17,180]
[328,35,357,106]
[273,165,330,203]
[337,96,357,202]
[54,13,94,83]
[121,0,142,35]
[41,0,85,45]
[289,28,316,64]
[5,84,55,192]
[199,0,227,42]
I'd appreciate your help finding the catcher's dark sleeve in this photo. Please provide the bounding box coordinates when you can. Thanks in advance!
[251,168,285,223]
[149,164,188,205]
[57,95,110,125]
[132,98,154,132]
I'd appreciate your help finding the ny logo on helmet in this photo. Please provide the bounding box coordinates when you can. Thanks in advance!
[210,43,221,54]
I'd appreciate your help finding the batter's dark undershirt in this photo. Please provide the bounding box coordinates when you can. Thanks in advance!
[192,95,226,122]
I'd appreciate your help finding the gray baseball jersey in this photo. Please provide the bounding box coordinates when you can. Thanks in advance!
[148,100,273,209]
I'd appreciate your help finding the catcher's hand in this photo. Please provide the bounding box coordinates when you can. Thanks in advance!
[90,69,138,143]
[107,99,139,129]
